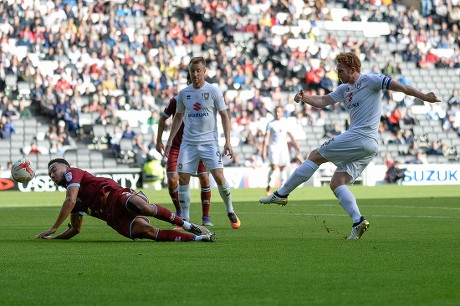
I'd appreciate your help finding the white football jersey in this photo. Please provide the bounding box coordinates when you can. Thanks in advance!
[265,118,289,147]
[177,82,228,144]
[329,73,391,141]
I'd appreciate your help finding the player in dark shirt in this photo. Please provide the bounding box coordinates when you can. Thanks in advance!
[36,158,215,242]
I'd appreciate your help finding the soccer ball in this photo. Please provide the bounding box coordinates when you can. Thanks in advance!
[11,158,36,183]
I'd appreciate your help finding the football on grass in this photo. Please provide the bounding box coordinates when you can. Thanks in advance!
[11,158,36,183]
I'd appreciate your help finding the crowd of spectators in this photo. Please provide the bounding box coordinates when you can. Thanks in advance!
[0,0,460,174]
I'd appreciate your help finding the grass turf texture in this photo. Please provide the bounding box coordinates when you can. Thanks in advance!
[1,185,459,306]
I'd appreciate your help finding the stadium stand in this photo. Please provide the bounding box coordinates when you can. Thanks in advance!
[0,0,459,176]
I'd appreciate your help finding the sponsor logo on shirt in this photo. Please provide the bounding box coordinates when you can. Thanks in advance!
[193,103,201,111]
[186,95,191,99]
[188,113,209,117]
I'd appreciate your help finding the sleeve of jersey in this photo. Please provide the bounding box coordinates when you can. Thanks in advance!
[66,168,82,189]
[328,84,347,103]
[162,97,176,118]
[380,75,392,90]
[176,93,185,113]
[213,87,228,111]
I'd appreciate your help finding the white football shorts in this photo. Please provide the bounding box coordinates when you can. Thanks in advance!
[268,144,290,166]
[177,142,223,174]
[318,129,378,183]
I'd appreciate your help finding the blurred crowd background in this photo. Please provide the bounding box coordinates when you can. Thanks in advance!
[1,0,460,183]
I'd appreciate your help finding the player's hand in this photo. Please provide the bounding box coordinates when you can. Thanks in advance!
[425,92,440,103]
[156,141,164,155]
[36,227,57,239]
[294,90,305,103]
[163,143,171,160]
[224,142,234,159]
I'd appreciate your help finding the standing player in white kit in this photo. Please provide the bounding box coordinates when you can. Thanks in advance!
[262,105,300,195]
[260,52,439,239]
[165,57,240,229]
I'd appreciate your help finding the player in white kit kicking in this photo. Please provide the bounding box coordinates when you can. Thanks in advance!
[260,52,440,239]
[262,106,300,195]
[164,57,240,229]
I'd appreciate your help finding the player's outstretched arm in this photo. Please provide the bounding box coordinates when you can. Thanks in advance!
[294,90,336,108]
[36,186,78,239]
[44,214,83,240]
[389,80,440,103]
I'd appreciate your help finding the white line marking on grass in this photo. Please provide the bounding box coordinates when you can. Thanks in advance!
[255,212,460,219]
[290,203,460,211]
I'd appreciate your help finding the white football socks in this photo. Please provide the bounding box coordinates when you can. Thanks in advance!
[178,184,191,221]
[278,160,318,196]
[217,181,234,213]
[334,185,362,223]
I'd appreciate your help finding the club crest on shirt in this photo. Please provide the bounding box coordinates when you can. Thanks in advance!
[65,172,72,182]
[178,163,182,169]
[356,81,362,89]
[202,92,209,100]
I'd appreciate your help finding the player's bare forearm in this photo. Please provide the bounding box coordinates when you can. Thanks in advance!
[156,117,166,154]
[52,188,78,229]
[389,81,440,103]
[166,113,183,146]
[51,227,79,239]
[219,110,231,144]
[38,186,76,238]
[156,116,167,144]
[294,90,335,108]
[52,214,82,239]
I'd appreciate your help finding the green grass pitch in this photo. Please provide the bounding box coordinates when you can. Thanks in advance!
[1,185,459,306]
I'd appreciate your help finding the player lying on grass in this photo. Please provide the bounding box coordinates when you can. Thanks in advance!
[36,158,215,242]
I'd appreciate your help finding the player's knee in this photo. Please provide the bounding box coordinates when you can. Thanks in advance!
[126,195,151,216]
[167,173,178,186]
[211,169,225,184]
[329,182,337,192]
[178,174,191,185]
[167,177,177,185]
[198,175,209,185]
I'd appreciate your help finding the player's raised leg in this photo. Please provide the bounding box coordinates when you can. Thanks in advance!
[260,155,321,205]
